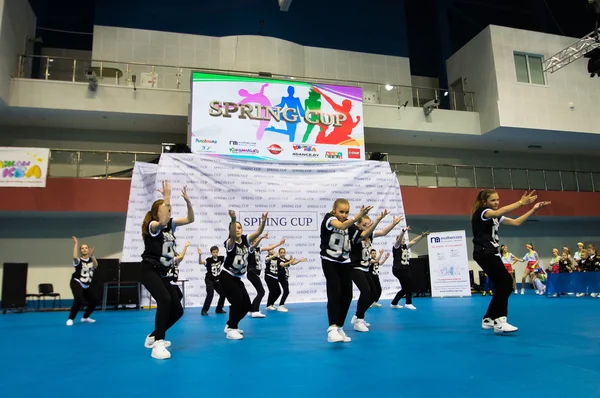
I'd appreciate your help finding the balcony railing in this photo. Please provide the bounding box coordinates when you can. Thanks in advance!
[18,54,475,112]
[48,150,599,192]
[392,162,600,192]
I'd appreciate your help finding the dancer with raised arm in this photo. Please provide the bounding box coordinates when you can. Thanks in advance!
[369,249,390,308]
[390,227,429,310]
[320,199,371,343]
[220,210,267,340]
[67,236,99,326]
[247,234,285,318]
[140,181,195,360]
[471,190,550,333]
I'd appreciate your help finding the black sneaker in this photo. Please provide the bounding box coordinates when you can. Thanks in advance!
[216,309,227,314]
[201,311,208,316]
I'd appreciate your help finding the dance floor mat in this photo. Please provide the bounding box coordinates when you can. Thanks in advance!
[1,293,598,398]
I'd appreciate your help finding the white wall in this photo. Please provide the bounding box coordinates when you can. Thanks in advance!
[403,216,600,285]
[91,26,412,97]
[0,0,35,104]
[490,25,600,134]
[447,26,500,134]
[1,213,596,300]
[0,213,125,300]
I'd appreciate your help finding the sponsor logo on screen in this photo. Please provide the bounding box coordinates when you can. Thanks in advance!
[325,151,343,159]
[267,144,283,155]
[348,148,361,159]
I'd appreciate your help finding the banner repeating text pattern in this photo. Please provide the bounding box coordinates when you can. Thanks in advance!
[122,154,407,308]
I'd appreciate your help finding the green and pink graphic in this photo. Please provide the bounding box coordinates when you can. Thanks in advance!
[190,72,364,162]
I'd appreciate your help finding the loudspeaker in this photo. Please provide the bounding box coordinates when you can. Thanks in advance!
[1,263,28,311]
[119,262,142,306]
[410,257,431,296]
[92,259,120,306]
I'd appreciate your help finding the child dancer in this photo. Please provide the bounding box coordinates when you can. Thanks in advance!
[369,249,390,308]
[67,236,99,326]
[276,248,307,312]
[141,181,195,360]
[171,241,190,301]
[220,210,267,340]
[246,234,285,318]
[521,243,539,294]
[471,189,549,333]
[390,227,429,310]
[321,199,371,343]
[264,249,293,310]
[198,246,226,316]
[500,245,520,294]
[549,248,560,274]
[350,211,403,332]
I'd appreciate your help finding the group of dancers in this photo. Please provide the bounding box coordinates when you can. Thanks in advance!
[65,181,551,359]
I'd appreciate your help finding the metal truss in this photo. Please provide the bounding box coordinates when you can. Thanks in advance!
[543,30,600,73]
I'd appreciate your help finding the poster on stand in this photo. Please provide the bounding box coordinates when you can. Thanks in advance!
[427,230,471,298]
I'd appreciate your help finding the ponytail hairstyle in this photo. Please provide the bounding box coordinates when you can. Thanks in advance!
[526,242,535,251]
[142,199,165,237]
[470,189,497,219]
[331,198,350,214]
[500,244,508,254]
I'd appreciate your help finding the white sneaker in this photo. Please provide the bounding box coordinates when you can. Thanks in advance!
[337,328,351,342]
[591,293,598,298]
[226,329,244,340]
[350,315,370,327]
[576,293,585,297]
[353,319,369,332]
[520,288,525,294]
[266,305,277,311]
[81,318,96,323]
[493,317,518,334]
[277,306,288,312]
[66,319,74,326]
[327,326,344,343]
[514,290,518,294]
[481,317,494,330]
[372,302,382,307]
[144,335,172,349]
[224,325,244,334]
[151,340,171,360]
[404,304,417,310]
[390,304,403,308]
[251,312,266,318]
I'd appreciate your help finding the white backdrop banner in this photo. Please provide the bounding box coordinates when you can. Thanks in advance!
[122,154,407,307]
[0,147,50,187]
[427,230,471,298]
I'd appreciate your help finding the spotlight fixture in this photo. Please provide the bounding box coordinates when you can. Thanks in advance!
[423,99,439,116]
[85,68,98,92]
[385,84,394,91]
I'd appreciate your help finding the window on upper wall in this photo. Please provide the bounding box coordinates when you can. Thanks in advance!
[514,52,546,85]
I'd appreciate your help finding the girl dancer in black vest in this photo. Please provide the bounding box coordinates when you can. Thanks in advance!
[67,236,99,326]
[369,249,390,308]
[221,210,267,340]
[140,181,195,360]
[390,227,429,310]
[247,233,285,318]
[471,189,549,333]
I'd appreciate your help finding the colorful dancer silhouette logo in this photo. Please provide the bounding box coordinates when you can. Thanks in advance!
[301,88,327,143]
[238,83,271,140]
[313,87,361,146]
[265,86,305,142]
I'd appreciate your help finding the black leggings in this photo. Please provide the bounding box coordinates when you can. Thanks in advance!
[279,277,289,306]
[352,269,376,319]
[202,278,226,313]
[68,279,98,320]
[371,274,382,303]
[265,276,281,306]
[474,253,513,320]
[391,267,413,305]
[322,259,353,327]
[219,272,251,329]
[140,262,184,340]
[247,271,265,312]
